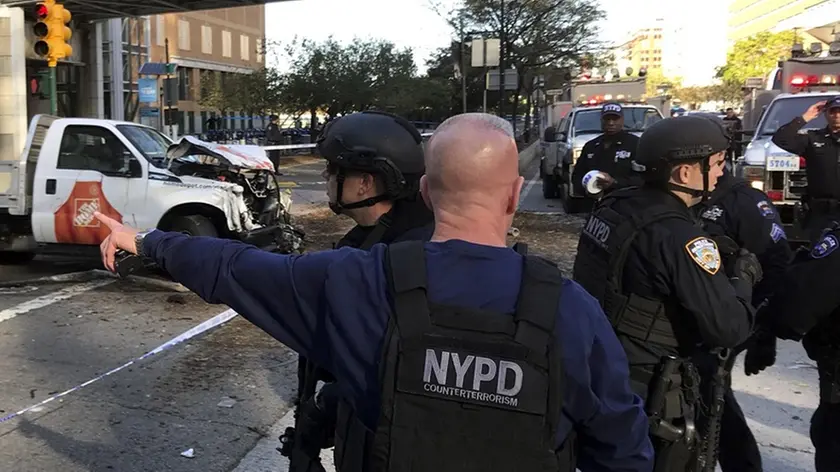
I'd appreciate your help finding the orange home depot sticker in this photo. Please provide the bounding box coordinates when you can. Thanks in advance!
[54,181,123,244]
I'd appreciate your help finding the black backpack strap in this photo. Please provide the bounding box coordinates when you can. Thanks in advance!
[359,213,393,250]
[513,255,562,350]
[512,242,528,255]
[386,240,432,338]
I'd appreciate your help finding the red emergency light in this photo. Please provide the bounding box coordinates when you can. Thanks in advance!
[790,74,840,87]
[766,190,784,201]
[800,156,807,168]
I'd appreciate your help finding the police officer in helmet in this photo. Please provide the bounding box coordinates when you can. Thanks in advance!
[282,110,434,471]
[573,114,761,471]
[319,110,434,248]
[95,112,655,471]
[755,221,840,472]
[692,113,793,472]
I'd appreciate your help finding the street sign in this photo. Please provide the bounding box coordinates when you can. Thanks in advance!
[744,77,764,88]
[140,62,177,76]
[486,69,518,91]
[140,107,160,117]
[471,38,500,68]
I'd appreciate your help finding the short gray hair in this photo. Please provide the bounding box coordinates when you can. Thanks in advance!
[434,113,515,139]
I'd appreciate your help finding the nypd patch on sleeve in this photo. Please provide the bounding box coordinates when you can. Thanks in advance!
[757,200,776,219]
[811,234,839,259]
[685,237,721,275]
[770,223,786,243]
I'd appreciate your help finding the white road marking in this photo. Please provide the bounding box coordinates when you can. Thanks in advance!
[517,167,541,210]
[0,279,115,325]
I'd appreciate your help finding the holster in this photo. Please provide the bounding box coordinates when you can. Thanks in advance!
[645,356,700,472]
[281,394,333,472]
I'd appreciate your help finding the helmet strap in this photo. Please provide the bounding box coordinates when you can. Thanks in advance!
[666,158,711,201]
[329,167,392,214]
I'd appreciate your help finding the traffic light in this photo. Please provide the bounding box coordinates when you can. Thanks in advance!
[32,0,72,67]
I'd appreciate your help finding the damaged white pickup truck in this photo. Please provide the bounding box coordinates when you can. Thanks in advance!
[0,115,303,263]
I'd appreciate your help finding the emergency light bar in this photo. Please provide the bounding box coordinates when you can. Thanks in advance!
[790,74,840,86]
[577,94,646,106]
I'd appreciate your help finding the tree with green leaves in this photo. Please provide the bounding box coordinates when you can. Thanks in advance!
[438,0,605,140]
[716,30,798,87]
[198,71,243,124]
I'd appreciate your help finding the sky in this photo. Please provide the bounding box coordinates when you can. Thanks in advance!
[264,0,729,83]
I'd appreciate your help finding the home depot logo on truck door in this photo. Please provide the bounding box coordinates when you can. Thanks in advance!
[54,181,123,244]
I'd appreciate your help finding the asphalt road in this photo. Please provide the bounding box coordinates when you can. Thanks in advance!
[0,155,821,472]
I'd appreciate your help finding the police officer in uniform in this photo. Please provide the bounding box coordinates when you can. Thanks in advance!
[772,96,840,242]
[754,222,840,472]
[721,108,743,163]
[573,115,761,471]
[696,166,793,472]
[281,111,435,471]
[95,112,654,471]
[265,115,284,171]
[571,102,643,202]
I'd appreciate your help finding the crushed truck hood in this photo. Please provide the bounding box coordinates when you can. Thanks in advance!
[167,135,276,172]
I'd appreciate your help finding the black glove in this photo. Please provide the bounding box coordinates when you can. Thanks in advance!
[744,329,777,376]
[732,249,763,286]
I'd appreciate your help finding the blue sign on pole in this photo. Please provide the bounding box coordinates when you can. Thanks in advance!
[139,78,158,103]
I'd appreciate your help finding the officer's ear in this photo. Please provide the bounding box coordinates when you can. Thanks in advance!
[670,163,693,184]
[419,174,433,211]
[507,175,524,215]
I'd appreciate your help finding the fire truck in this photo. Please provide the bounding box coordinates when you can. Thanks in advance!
[735,42,840,243]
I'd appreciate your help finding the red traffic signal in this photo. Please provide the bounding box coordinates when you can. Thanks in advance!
[34,3,48,19]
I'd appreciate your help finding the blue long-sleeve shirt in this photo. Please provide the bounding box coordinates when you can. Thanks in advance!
[143,230,654,471]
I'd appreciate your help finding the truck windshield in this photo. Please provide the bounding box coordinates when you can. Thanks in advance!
[758,96,829,136]
[117,125,172,167]
[574,107,662,134]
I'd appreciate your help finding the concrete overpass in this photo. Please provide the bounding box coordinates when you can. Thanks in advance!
[0,0,291,21]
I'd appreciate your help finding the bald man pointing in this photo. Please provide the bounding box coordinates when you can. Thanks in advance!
[95,113,653,472]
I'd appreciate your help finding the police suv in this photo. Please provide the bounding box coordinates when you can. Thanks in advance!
[540,101,663,213]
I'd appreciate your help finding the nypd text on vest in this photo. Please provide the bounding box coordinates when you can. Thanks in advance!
[423,349,522,407]
[583,215,610,247]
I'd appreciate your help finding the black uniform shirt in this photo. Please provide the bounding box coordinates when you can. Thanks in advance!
[572,131,643,196]
[612,188,754,367]
[772,117,840,200]
[697,172,792,305]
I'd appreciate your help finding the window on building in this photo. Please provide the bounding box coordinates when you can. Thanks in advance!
[201,25,212,54]
[256,38,263,63]
[188,111,196,134]
[156,16,165,46]
[178,67,192,101]
[222,30,232,58]
[57,126,136,175]
[178,19,190,50]
[240,34,250,60]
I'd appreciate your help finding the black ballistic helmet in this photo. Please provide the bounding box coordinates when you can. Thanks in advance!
[633,115,731,200]
[316,111,424,213]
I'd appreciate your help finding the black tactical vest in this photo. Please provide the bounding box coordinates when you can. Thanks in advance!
[333,240,569,472]
[573,188,690,350]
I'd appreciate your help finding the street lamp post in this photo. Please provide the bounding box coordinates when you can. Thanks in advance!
[498,0,506,120]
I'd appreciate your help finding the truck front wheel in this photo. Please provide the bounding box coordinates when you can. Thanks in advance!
[169,215,219,238]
